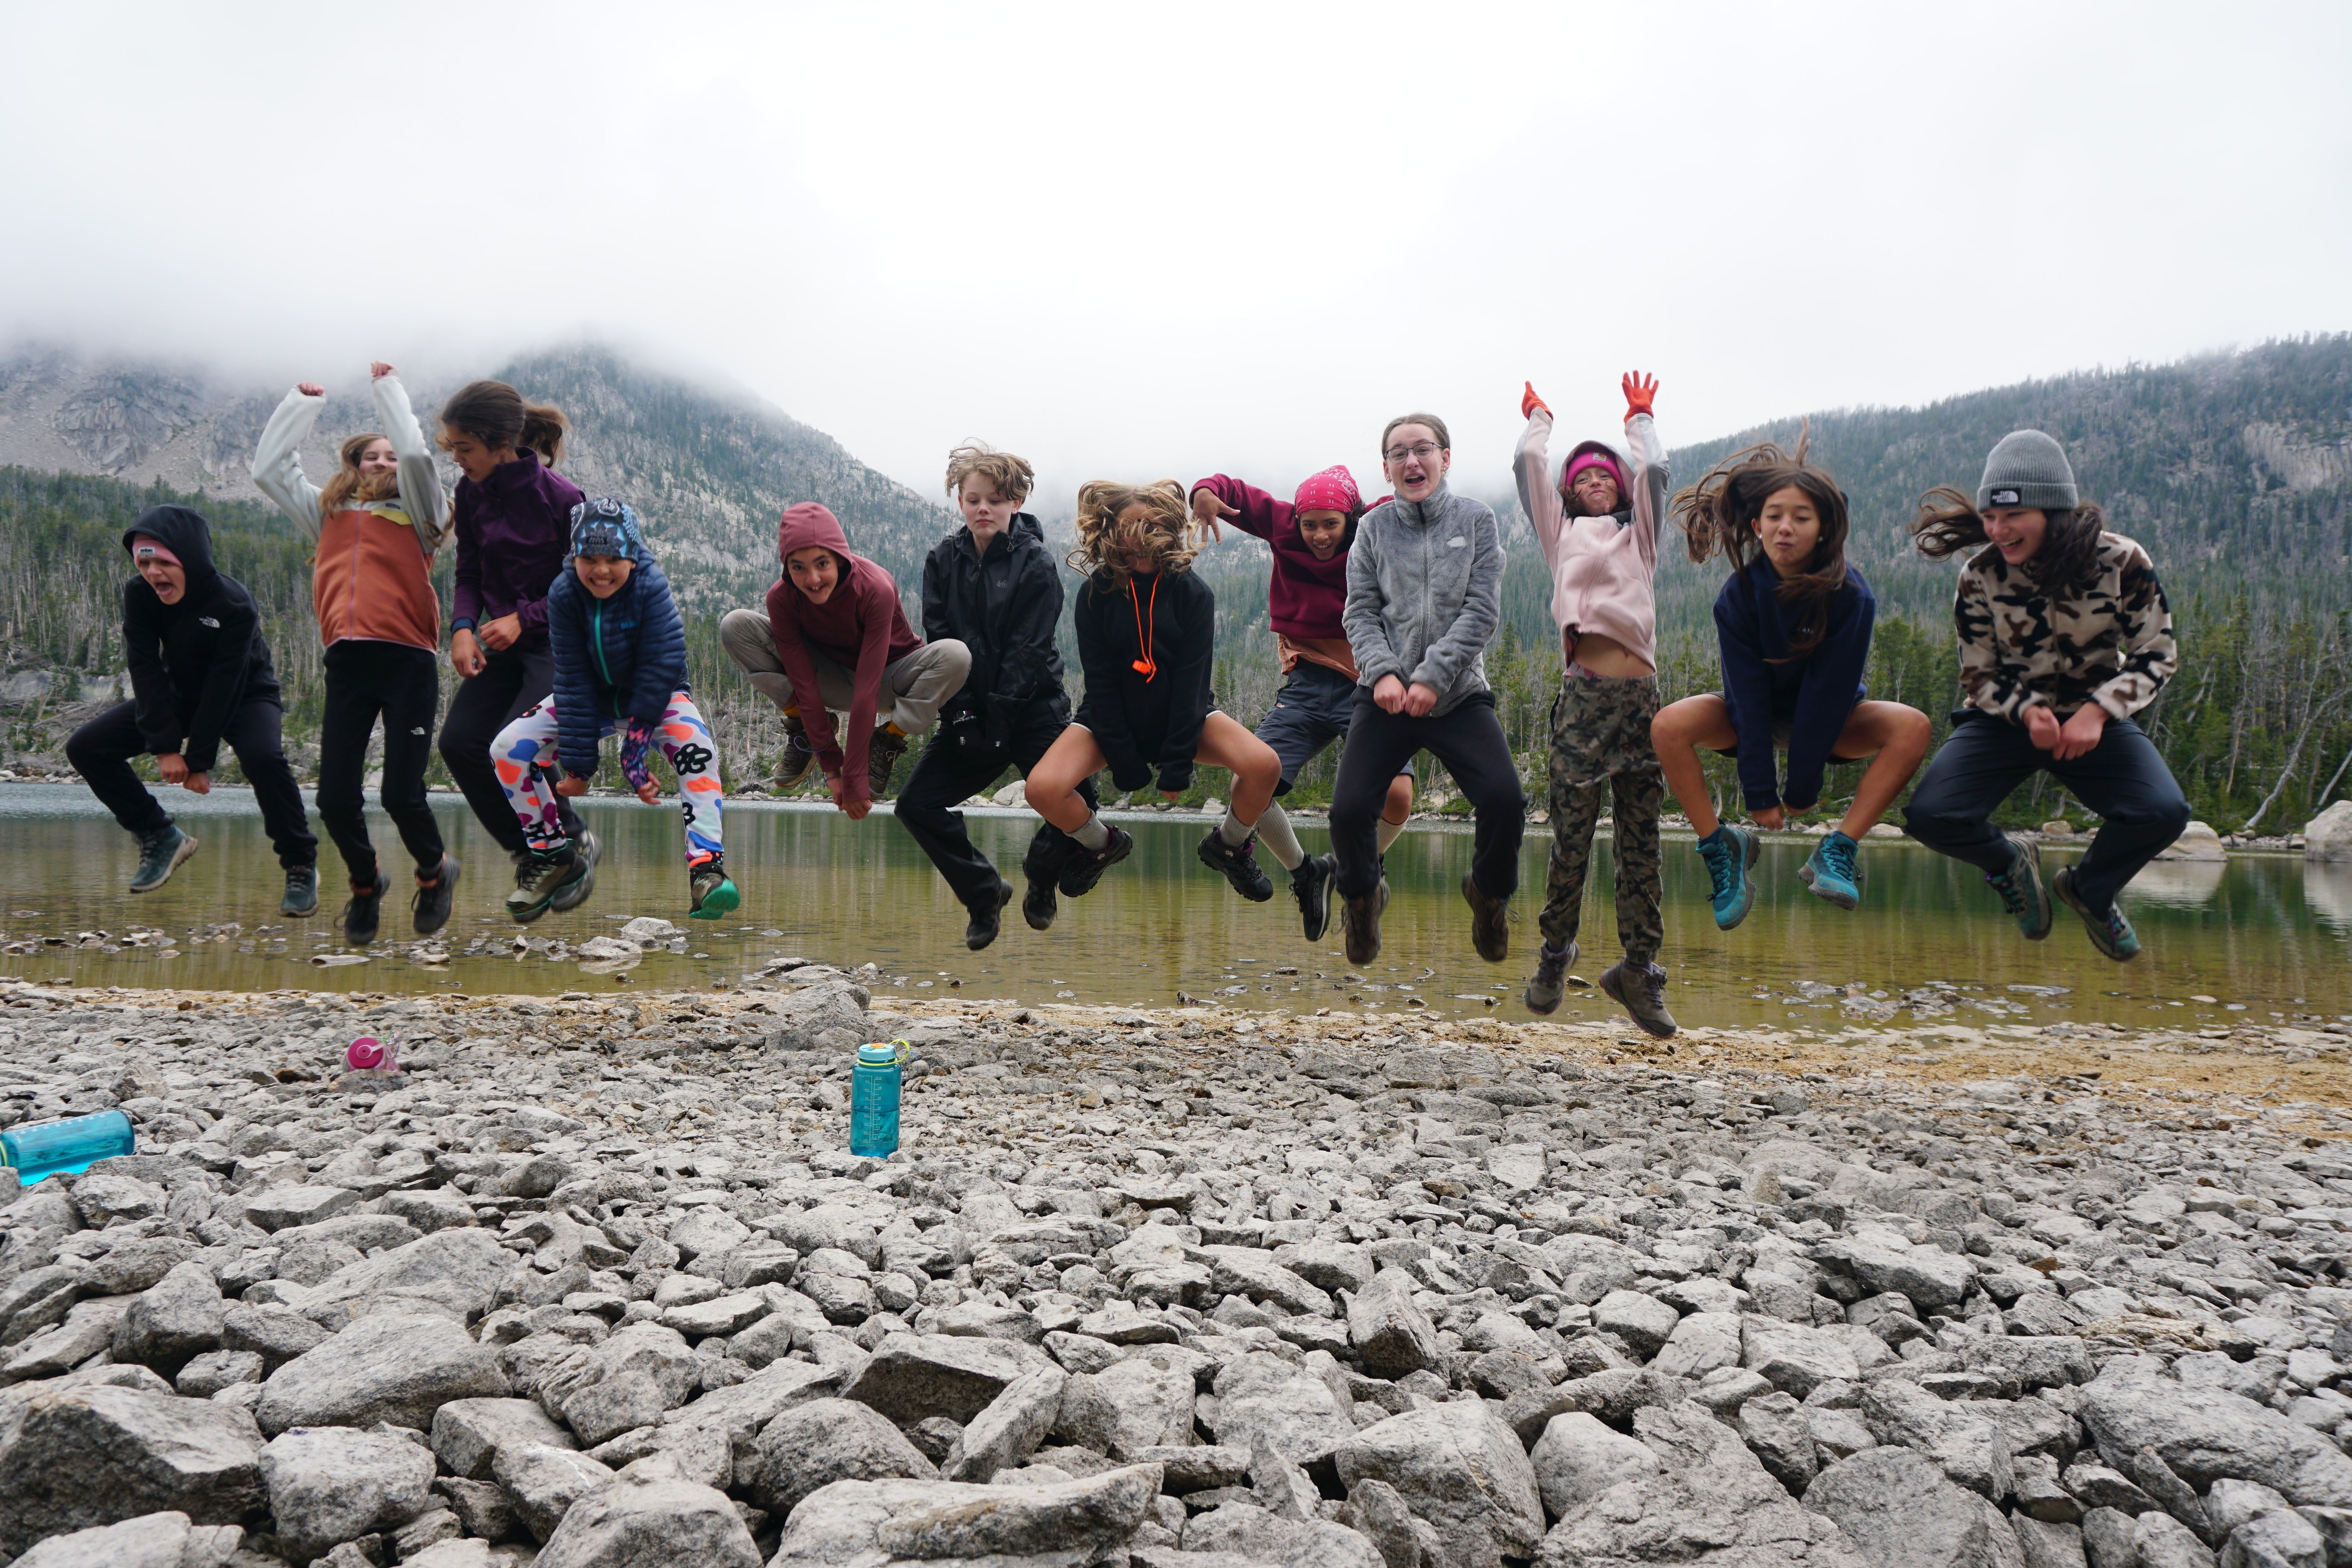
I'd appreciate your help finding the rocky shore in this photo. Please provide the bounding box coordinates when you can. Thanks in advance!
[4,970,2352,1568]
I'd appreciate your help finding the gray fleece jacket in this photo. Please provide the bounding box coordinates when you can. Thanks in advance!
[1342,482,1504,716]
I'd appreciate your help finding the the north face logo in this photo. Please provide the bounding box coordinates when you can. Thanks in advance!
[198,617,220,628]
[1989,489,2020,506]
[410,727,427,736]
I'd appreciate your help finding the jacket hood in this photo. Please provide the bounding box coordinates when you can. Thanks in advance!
[776,502,854,567]
[122,505,218,588]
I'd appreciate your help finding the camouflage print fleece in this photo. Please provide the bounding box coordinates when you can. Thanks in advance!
[1539,671,1664,964]
[1956,532,2178,722]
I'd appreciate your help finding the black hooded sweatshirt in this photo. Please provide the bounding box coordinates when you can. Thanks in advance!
[120,505,282,773]
[920,513,1070,739]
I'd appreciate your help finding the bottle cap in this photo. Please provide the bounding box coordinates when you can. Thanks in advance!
[347,1037,393,1071]
[858,1040,912,1066]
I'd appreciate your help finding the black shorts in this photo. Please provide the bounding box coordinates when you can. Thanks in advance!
[1256,662,1413,796]
[1704,692,1867,762]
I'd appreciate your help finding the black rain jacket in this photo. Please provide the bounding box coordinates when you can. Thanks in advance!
[921,513,1071,744]
[119,505,282,773]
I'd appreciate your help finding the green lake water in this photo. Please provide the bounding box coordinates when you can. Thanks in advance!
[0,783,2345,1032]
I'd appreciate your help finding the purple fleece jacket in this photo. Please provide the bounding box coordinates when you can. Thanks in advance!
[450,450,584,644]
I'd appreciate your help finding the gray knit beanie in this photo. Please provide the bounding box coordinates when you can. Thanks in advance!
[1976,430,2078,512]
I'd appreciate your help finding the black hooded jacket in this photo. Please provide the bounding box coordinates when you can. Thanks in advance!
[120,505,282,773]
[920,514,1070,739]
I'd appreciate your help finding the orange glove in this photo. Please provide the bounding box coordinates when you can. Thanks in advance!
[1521,381,1550,420]
[1622,372,1657,418]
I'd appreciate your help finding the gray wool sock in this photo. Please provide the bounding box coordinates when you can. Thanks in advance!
[1255,802,1305,871]
[1377,816,1406,853]
[1071,815,1109,852]
[1217,810,1254,847]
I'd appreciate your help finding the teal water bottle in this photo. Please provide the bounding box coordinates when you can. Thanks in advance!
[2,1108,136,1185]
[849,1040,911,1157]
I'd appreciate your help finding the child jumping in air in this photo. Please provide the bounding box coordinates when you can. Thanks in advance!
[252,362,460,944]
[435,380,599,913]
[66,506,320,909]
[1191,464,1416,940]
[1026,482,1281,900]
[1515,375,1672,1036]
[490,500,737,921]
[1904,430,2187,960]
[1651,435,1931,930]
[894,443,1096,950]
[720,503,970,816]
[1334,415,1523,967]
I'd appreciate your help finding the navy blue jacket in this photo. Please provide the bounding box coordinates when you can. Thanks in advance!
[546,552,687,779]
[1715,555,1873,811]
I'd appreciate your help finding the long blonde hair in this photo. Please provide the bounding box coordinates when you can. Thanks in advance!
[317,431,401,515]
[1066,480,1196,581]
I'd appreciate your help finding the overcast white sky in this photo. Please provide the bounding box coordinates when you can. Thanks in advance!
[4,2,2348,501]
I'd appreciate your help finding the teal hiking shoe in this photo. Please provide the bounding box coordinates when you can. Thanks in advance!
[1800,831,1863,910]
[1695,824,1759,930]
[690,855,740,922]
[129,824,197,893]
[1985,834,2054,940]
[2052,866,2139,961]
[507,842,585,923]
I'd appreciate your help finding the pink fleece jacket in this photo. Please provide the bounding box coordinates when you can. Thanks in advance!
[1514,410,1668,670]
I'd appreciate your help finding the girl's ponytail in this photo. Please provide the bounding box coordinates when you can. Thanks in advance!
[519,402,569,468]
[439,379,568,466]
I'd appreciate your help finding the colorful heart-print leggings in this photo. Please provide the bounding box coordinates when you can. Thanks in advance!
[491,692,724,864]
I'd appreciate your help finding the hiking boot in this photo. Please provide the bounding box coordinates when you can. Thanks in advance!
[964,876,1013,951]
[1524,938,1576,1014]
[1059,826,1133,898]
[281,863,319,918]
[1696,823,1760,930]
[1197,829,1274,902]
[128,824,197,893]
[342,866,388,945]
[411,854,460,936]
[1462,873,1511,962]
[507,842,584,922]
[1290,854,1337,942]
[774,715,818,789]
[1800,830,1863,910]
[1600,959,1677,1038]
[2052,866,2139,961]
[1985,834,2053,940]
[550,828,599,913]
[867,726,909,798]
[689,855,740,920]
[1341,878,1390,967]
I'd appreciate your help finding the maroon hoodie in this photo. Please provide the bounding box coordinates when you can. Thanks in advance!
[1193,473,1358,678]
[763,503,921,800]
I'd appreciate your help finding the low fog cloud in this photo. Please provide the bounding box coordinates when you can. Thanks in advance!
[3,1,2348,498]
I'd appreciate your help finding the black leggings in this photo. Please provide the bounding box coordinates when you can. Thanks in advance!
[1330,691,1525,900]
[437,642,580,858]
[894,696,1095,906]
[317,640,445,886]
[67,698,317,869]
[1904,713,2190,914]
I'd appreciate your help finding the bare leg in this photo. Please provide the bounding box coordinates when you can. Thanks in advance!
[1651,695,1737,837]
[1025,727,1110,835]
[1377,772,1414,851]
[1833,701,1933,840]
[1196,712,1280,826]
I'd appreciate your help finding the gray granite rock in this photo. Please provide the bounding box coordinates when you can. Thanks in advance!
[256,1312,508,1435]
[258,1425,437,1563]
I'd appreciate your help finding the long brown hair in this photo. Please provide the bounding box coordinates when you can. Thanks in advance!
[438,379,569,466]
[1066,481,1196,582]
[1911,490,2109,599]
[1672,429,1851,654]
[316,431,400,515]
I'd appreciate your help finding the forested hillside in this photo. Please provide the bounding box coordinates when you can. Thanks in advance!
[2,337,2347,833]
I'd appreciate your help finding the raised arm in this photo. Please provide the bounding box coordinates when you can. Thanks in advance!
[1622,372,1669,553]
[1191,475,1284,546]
[1515,383,1567,567]
[249,386,326,540]
[370,365,451,555]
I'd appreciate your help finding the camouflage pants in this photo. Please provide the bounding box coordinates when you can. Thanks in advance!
[1539,671,1664,963]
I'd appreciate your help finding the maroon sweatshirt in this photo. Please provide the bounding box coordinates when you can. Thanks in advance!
[1194,473,1358,677]
[764,503,921,801]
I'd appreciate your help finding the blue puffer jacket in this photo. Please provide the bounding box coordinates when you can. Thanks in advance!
[546,524,688,780]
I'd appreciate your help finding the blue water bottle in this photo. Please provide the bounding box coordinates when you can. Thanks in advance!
[2,1108,136,1185]
[849,1040,911,1158]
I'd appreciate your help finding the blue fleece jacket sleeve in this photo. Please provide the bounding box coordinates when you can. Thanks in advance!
[1714,586,1783,811]
[547,576,602,779]
[627,560,688,728]
[1782,576,1874,811]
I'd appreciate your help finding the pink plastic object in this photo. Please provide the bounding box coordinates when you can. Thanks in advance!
[346,1036,398,1072]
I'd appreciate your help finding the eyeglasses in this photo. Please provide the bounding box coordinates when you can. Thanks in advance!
[1383,442,1442,464]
